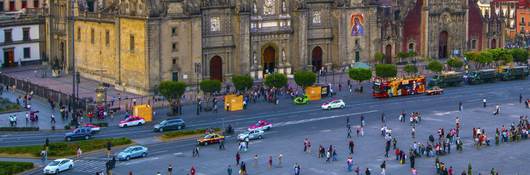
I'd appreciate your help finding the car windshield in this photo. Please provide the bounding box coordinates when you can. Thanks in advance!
[241,131,250,135]
[123,147,135,152]
[48,160,61,166]
[159,120,168,125]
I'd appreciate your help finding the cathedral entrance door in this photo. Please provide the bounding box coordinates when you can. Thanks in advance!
[439,31,448,59]
[311,46,323,72]
[263,46,276,74]
[210,56,223,81]
[385,44,392,64]
[491,39,497,49]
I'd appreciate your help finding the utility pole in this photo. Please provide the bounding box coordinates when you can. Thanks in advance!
[70,0,78,127]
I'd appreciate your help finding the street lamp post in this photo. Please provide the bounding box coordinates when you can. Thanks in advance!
[69,0,78,127]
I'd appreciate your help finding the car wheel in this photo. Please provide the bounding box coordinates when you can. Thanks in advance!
[177,126,182,130]
[69,165,73,170]
[66,137,71,141]
[204,142,208,146]
[123,124,128,127]
[327,106,331,110]
[54,169,59,174]
[159,128,164,132]
[341,105,345,109]
[142,152,147,157]
[126,156,130,161]
[84,135,89,140]
[258,135,263,139]
[139,122,143,126]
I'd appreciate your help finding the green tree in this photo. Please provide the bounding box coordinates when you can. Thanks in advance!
[397,52,409,63]
[348,68,372,88]
[476,51,494,69]
[427,60,443,74]
[374,52,385,64]
[264,73,288,89]
[232,75,253,92]
[200,80,221,94]
[158,81,187,115]
[403,64,418,76]
[447,57,464,71]
[294,70,317,89]
[495,49,513,66]
[375,64,397,78]
[510,48,529,63]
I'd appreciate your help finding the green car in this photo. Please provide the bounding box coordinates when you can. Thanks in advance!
[293,95,309,105]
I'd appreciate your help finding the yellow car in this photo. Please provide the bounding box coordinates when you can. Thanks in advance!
[197,133,225,146]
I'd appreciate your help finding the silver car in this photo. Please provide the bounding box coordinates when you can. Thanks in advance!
[238,130,265,141]
[117,145,148,161]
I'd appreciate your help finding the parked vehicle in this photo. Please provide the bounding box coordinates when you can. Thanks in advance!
[425,86,444,95]
[64,127,93,141]
[117,145,148,161]
[467,69,496,84]
[248,120,272,131]
[497,66,529,81]
[373,76,426,98]
[197,133,225,146]
[293,95,309,105]
[238,130,265,141]
[119,116,146,128]
[429,71,463,87]
[321,99,346,110]
[43,158,74,174]
[153,118,185,132]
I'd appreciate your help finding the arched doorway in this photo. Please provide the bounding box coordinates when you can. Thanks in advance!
[311,46,323,72]
[385,44,392,64]
[439,31,448,59]
[210,56,223,81]
[491,39,497,49]
[263,46,276,74]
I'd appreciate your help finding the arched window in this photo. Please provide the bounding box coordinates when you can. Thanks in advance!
[408,43,414,52]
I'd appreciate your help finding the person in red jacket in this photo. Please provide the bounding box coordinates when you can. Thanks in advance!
[190,166,196,175]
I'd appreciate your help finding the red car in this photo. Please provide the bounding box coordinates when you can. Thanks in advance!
[84,123,101,132]
[248,120,272,131]
[119,116,146,128]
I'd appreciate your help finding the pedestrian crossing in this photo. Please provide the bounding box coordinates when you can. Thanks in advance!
[69,159,107,174]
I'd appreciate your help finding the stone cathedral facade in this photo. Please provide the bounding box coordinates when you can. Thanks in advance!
[48,0,504,95]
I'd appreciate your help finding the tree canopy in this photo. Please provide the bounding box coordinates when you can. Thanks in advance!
[200,80,221,94]
[264,73,288,88]
[427,60,443,73]
[510,48,529,63]
[403,64,418,75]
[374,52,385,64]
[232,75,253,92]
[158,81,187,115]
[348,68,372,83]
[294,70,317,88]
[447,57,464,70]
[375,64,397,78]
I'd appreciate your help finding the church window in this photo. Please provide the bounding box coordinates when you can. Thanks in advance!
[172,42,178,52]
[130,34,135,52]
[105,30,110,46]
[172,71,179,81]
[408,43,414,52]
[90,28,95,44]
[312,11,321,24]
[172,58,177,65]
[172,27,177,36]
[263,0,275,15]
[210,17,221,32]
[77,27,81,41]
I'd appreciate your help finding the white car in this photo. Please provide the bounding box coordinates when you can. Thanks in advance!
[238,130,265,141]
[321,99,346,110]
[119,116,146,128]
[43,158,74,174]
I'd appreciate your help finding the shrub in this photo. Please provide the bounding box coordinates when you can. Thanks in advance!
[0,138,132,158]
[0,127,39,132]
[0,161,34,175]
[375,64,397,78]
[294,70,317,89]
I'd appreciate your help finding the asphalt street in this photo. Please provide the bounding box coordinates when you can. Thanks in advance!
[16,79,530,175]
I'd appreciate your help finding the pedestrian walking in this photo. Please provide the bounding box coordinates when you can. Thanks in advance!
[253,154,258,167]
[493,105,500,116]
[268,156,272,169]
[219,139,225,150]
[40,149,47,164]
[347,156,353,172]
[459,101,463,112]
[520,94,523,103]
[278,154,283,167]
[236,152,241,165]
[348,139,355,154]
[76,146,82,159]
[483,98,487,108]
[293,163,301,175]
[411,126,416,139]
[193,146,200,157]
[380,161,386,175]
[190,166,196,175]
[227,165,232,175]
[381,113,386,123]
